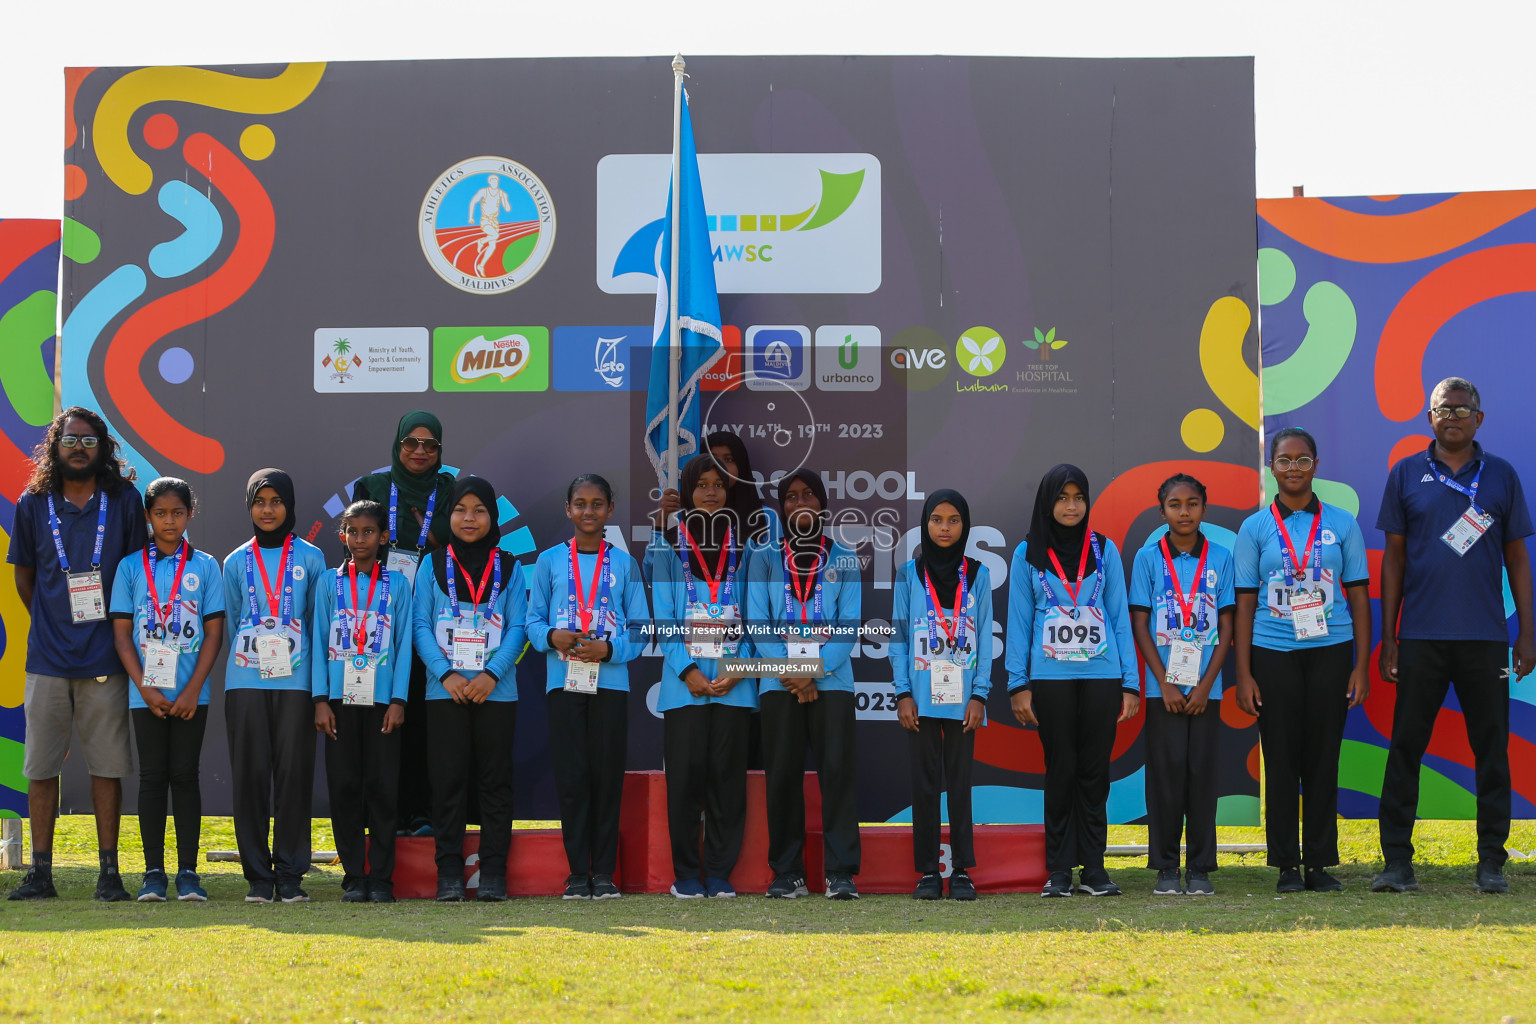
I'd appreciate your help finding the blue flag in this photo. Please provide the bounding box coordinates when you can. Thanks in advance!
[644,91,723,489]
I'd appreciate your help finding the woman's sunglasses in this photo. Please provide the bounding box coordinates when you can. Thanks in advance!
[399,436,441,454]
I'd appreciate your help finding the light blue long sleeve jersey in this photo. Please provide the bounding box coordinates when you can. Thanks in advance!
[891,559,995,720]
[746,538,862,694]
[309,564,415,704]
[109,545,227,708]
[525,541,649,693]
[411,551,529,701]
[653,539,760,711]
[221,537,328,692]
[640,510,780,584]
[1005,536,1139,693]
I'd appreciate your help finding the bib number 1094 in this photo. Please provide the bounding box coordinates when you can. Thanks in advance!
[1045,622,1102,646]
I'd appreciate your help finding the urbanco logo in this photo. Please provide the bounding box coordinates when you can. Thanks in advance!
[596,153,881,295]
[419,156,556,295]
[814,326,881,391]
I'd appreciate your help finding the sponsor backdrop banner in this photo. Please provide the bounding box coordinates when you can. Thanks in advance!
[0,219,62,817]
[1258,191,1536,819]
[61,57,1259,823]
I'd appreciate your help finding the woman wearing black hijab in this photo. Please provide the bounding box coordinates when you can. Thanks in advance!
[746,469,863,900]
[220,469,330,903]
[891,490,995,900]
[410,476,528,901]
[1004,465,1140,898]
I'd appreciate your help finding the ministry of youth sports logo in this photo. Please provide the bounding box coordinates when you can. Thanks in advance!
[419,156,556,294]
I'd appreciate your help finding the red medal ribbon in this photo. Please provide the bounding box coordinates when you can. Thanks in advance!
[348,558,380,654]
[1159,536,1209,630]
[922,565,968,647]
[254,535,293,619]
[1046,539,1092,606]
[143,541,190,630]
[682,524,730,605]
[569,538,607,633]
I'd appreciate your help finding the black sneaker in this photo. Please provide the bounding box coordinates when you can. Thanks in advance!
[1153,869,1183,895]
[1077,867,1122,897]
[825,872,859,900]
[94,871,131,902]
[367,882,396,903]
[277,879,311,903]
[1371,859,1419,893]
[591,874,621,899]
[563,874,592,900]
[1476,861,1509,894]
[765,872,809,899]
[1185,870,1214,896]
[1041,870,1073,897]
[341,882,368,903]
[1304,867,1342,892]
[476,875,508,902]
[7,867,57,901]
[1276,867,1304,893]
[436,877,466,902]
[245,881,275,904]
[948,870,978,902]
[913,872,943,900]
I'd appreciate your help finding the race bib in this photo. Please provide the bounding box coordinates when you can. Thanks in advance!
[1266,571,1335,621]
[564,658,600,693]
[385,549,420,586]
[1290,587,1329,640]
[1442,504,1494,557]
[68,571,105,623]
[1164,633,1202,689]
[931,660,964,705]
[343,654,376,705]
[1042,606,1108,661]
[254,633,293,679]
[140,642,180,690]
[452,628,487,672]
[686,601,740,660]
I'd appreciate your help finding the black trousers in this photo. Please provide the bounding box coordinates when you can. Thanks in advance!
[909,717,975,874]
[548,688,629,876]
[428,699,516,880]
[132,705,209,873]
[1380,639,1511,866]
[760,689,861,876]
[395,654,433,831]
[663,703,751,880]
[225,689,316,884]
[325,701,402,888]
[1032,678,1123,872]
[1252,641,1353,868]
[1143,697,1220,871]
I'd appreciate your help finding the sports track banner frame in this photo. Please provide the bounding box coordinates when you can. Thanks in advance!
[59,56,1260,823]
[1258,191,1536,819]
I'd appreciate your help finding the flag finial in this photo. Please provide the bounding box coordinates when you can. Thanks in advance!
[672,54,686,77]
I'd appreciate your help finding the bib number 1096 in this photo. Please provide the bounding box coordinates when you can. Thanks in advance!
[1046,623,1102,646]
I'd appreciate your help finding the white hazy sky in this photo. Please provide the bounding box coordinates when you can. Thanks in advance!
[3,0,1534,218]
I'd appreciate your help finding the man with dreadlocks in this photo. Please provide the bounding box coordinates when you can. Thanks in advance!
[7,407,145,901]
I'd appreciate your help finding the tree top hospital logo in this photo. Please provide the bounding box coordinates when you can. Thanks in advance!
[419,156,556,294]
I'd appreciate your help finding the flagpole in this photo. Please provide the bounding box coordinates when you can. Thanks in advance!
[667,53,686,493]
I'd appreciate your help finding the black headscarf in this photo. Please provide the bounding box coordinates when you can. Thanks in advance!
[432,476,507,594]
[915,488,978,596]
[1024,464,1100,576]
[670,453,740,579]
[706,430,771,544]
[246,468,296,548]
[353,410,455,547]
[777,469,829,575]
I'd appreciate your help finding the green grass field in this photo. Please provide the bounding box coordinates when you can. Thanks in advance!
[0,816,1532,1022]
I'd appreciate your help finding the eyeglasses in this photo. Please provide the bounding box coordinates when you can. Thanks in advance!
[1272,456,1314,471]
[399,436,441,453]
[1432,404,1476,420]
[59,434,99,449]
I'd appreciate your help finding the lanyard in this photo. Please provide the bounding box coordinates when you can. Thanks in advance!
[1427,452,1485,516]
[782,539,827,625]
[244,536,294,627]
[680,523,735,610]
[47,490,108,574]
[446,545,501,632]
[1159,536,1209,632]
[567,538,611,634]
[1039,533,1105,610]
[143,541,190,637]
[338,559,388,656]
[1270,502,1322,585]
[387,483,437,552]
[922,563,969,654]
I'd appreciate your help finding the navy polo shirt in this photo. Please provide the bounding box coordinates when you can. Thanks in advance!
[1377,442,1533,643]
[7,483,146,676]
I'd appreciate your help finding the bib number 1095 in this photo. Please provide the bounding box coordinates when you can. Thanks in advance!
[1045,622,1102,646]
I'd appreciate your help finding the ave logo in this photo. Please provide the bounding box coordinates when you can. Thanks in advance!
[890,347,947,369]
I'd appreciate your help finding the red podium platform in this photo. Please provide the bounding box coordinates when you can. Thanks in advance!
[854,824,1048,894]
[387,828,584,899]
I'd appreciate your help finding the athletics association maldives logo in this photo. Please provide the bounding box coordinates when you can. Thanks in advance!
[419,156,556,295]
